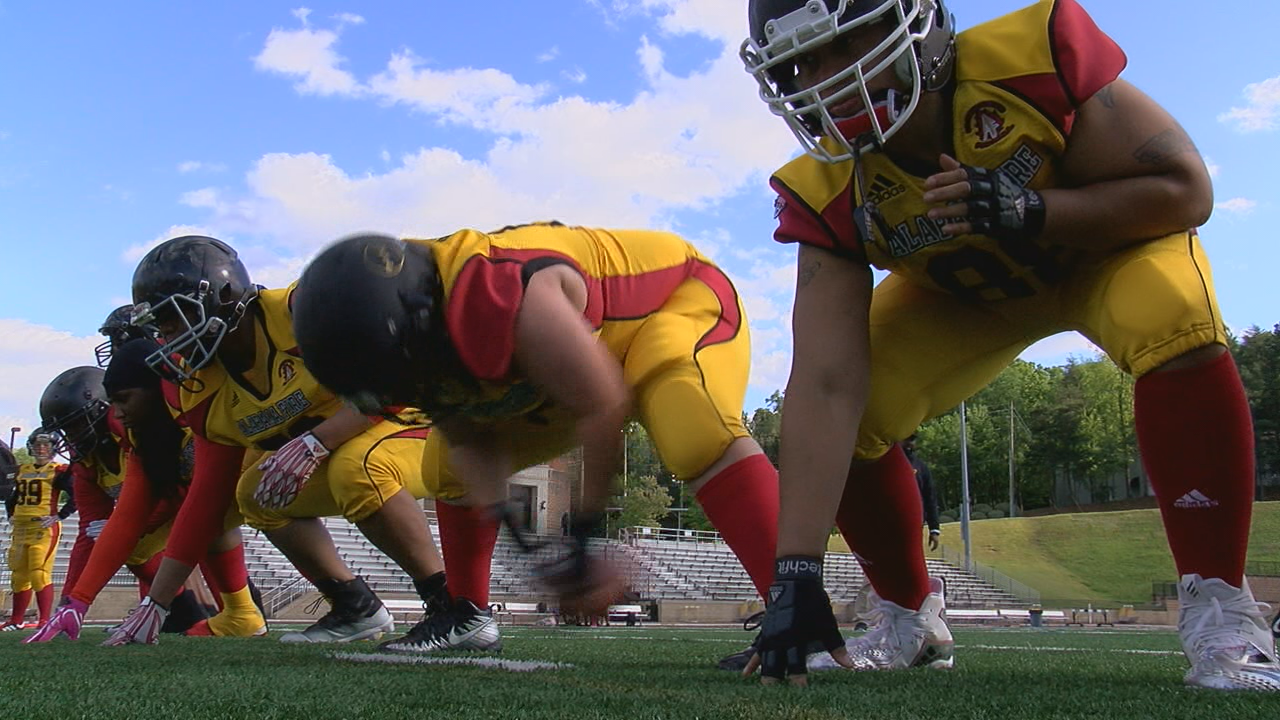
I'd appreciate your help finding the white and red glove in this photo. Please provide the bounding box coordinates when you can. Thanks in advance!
[85,519,108,539]
[254,432,330,509]
[24,598,89,643]
[102,597,169,647]
[37,515,60,529]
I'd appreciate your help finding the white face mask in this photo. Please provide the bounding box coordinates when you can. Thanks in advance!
[742,0,954,164]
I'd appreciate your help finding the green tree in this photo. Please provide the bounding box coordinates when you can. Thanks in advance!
[613,474,672,534]
[745,390,783,465]
[1235,324,1280,478]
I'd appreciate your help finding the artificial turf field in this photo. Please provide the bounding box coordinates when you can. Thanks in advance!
[3,625,1278,719]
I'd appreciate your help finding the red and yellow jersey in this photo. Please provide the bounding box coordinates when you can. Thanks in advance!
[166,285,344,450]
[77,413,129,500]
[770,0,1127,302]
[9,462,67,520]
[408,222,742,422]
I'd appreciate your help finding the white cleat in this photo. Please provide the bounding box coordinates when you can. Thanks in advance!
[1178,574,1280,692]
[378,599,502,654]
[280,604,394,644]
[809,577,954,671]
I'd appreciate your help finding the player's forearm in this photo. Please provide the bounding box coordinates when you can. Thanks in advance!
[1038,173,1212,250]
[310,404,374,450]
[576,401,628,515]
[775,378,866,557]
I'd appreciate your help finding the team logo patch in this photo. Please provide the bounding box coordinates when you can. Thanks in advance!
[865,173,905,205]
[279,360,297,384]
[362,241,404,277]
[964,101,1014,149]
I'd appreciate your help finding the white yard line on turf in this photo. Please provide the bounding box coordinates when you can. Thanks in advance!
[332,652,573,671]
[962,644,1182,656]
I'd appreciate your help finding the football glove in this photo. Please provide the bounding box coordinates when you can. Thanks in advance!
[754,556,846,682]
[24,598,88,643]
[85,519,108,540]
[102,596,170,647]
[254,432,330,509]
[37,515,60,529]
[960,163,1046,242]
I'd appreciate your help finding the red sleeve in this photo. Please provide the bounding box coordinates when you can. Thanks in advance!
[162,436,245,566]
[71,464,115,522]
[445,256,526,381]
[68,453,155,605]
[1049,0,1126,107]
[770,178,867,263]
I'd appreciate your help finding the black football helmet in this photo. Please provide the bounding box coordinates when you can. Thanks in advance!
[25,430,56,466]
[741,0,955,162]
[131,235,258,385]
[293,234,449,415]
[39,366,110,462]
[0,439,16,501]
[94,304,160,367]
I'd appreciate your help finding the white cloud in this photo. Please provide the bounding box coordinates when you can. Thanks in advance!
[537,46,559,63]
[1215,197,1257,214]
[563,68,588,84]
[1218,75,1280,132]
[0,320,101,434]
[1018,333,1102,366]
[254,17,361,97]
[1203,156,1220,178]
[178,160,227,174]
[332,12,364,26]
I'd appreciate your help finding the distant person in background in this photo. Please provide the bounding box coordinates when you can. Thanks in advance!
[0,440,17,503]
[902,435,940,552]
[3,430,73,631]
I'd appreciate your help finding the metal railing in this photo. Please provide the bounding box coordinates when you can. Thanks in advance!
[258,574,314,618]
[619,526,724,545]
[940,544,1041,603]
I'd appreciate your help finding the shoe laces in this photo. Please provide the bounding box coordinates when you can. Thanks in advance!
[1184,593,1271,659]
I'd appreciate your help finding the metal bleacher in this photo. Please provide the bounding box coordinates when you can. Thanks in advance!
[4,515,1025,614]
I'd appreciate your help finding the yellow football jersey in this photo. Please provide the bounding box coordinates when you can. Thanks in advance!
[167,285,344,450]
[407,222,743,422]
[770,0,1127,302]
[9,463,64,520]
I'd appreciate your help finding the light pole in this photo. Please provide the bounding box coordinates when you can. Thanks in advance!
[8,427,20,450]
[959,401,972,572]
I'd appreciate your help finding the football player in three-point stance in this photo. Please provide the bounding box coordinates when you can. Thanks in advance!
[289,224,781,653]
[104,235,463,648]
[3,430,72,631]
[739,0,1278,690]
[26,341,262,643]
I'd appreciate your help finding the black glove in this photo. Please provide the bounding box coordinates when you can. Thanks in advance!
[962,164,1046,242]
[756,556,845,681]
[536,511,606,593]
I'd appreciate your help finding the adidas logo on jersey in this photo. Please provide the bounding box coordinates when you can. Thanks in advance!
[865,174,905,205]
[1174,489,1219,509]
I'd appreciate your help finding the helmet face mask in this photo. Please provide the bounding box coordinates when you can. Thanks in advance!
[742,0,955,163]
[95,304,158,368]
[130,236,258,388]
[26,431,56,465]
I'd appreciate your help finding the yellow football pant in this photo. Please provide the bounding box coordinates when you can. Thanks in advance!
[7,521,59,592]
[855,231,1227,459]
[237,422,465,530]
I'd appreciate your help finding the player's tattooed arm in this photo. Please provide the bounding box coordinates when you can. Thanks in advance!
[1132,128,1198,166]
[1037,79,1214,249]
[798,256,822,287]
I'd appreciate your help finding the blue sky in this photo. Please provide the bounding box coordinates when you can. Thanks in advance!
[1,0,1277,438]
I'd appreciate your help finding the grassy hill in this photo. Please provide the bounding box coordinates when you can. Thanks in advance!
[828,501,1280,604]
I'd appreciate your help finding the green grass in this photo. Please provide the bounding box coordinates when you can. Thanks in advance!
[2,626,1277,719]
[830,501,1280,604]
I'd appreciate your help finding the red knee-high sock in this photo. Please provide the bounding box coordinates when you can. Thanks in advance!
[8,589,32,624]
[695,454,779,599]
[199,559,224,607]
[1135,351,1254,586]
[836,444,931,610]
[201,545,250,611]
[435,500,499,606]
[35,585,54,623]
